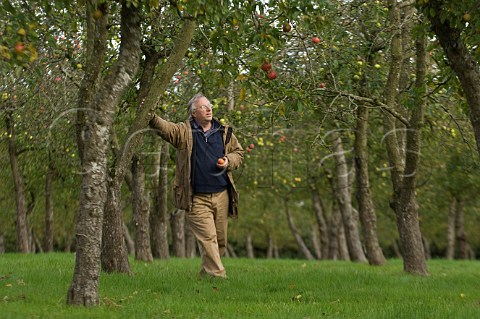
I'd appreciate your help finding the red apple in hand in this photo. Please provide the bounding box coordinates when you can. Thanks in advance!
[217,158,225,165]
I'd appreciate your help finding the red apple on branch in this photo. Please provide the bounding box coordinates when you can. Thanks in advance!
[267,70,277,80]
[261,61,272,72]
[14,42,25,54]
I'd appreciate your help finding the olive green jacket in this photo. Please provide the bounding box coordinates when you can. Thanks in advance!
[149,115,244,217]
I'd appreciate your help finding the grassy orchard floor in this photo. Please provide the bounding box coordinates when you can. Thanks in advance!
[1,254,479,318]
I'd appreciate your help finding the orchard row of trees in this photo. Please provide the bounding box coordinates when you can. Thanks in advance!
[1,0,480,306]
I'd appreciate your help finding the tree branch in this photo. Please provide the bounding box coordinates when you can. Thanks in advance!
[314,88,410,126]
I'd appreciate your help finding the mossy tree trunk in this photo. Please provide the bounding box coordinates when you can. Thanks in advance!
[67,1,142,305]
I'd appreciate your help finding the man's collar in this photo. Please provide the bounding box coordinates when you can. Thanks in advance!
[191,119,220,130]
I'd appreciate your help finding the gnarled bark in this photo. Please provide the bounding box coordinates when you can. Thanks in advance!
[68,2,142,306]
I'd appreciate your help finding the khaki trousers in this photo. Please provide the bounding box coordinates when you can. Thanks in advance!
[188,189,229,278]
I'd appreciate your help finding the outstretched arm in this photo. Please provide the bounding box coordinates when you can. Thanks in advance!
[149,114,186,148]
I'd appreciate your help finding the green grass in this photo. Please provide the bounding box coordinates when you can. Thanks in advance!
[1,254,479,318]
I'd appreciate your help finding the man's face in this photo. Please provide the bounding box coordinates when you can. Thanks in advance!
[192,97,213,122]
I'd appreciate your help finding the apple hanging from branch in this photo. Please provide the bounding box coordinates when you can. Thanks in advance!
[14,42,25,54]
[261,61,272,72]
[267,70,277,80]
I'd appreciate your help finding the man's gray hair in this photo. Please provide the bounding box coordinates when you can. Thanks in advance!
[187,93,207,120]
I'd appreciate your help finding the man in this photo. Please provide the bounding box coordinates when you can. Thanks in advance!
[149,93,244,278]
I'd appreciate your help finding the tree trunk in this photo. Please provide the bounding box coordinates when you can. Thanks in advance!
[132,155,153,262]
[32,230,43,253]
[331,131,367,262]
[311,185,329,259]
[44,162,55,252]
[422,236,431,260]
[395,18,428,276]
[446,196,456,260]
[337,210,350,261]
[245,232,255,258]
[284,198,315,260]
[454,197,470,259]
[266,234,274,258]
[327,205,350,261]
[123,222,135,255]
[68,2,142,306]
[327,204,340,260]
[382,1,428,276]
[150,136,161,258]
[310,224,321,260]
[102,182,131,273]
[354,104,386,265]
[185,220,197,258]
[398,1,415,152]
[64,235,74,253]
[151,139,170,259]
[273,240,280,259]
[425,0,480,157]
[227,243,237,258]
[6,111,30,253]
[171,209,186,258]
